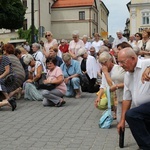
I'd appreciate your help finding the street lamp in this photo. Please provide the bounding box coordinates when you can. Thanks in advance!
[31,0,34,44]
[124,27,130,39]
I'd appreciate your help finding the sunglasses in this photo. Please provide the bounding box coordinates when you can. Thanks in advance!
[45,34,51,38]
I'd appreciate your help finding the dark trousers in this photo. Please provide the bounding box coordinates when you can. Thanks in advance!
[81,76,99,93]
[125,102,150,150]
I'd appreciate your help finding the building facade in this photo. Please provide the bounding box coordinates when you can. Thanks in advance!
[0,0,109,42]
[51,0,109,40]
[127,0,150,35]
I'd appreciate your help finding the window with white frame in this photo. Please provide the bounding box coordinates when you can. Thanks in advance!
[142,12,150,25]
[79,11,85,20]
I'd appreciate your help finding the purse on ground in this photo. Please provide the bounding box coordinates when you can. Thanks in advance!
[99,86,113,129]
[4,73,15,84]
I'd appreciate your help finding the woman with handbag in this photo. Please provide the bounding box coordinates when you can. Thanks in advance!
[95,51,125,122]
[3,44,25,91]
[41,57,67,107]
[77,48,99,93]
[23,54,43,101]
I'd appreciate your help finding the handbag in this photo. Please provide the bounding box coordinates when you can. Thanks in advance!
[96,89,114,110]
[79,73,89,86]
[4,73,15,84]
[99,86,113,129]
[37,83,56,90]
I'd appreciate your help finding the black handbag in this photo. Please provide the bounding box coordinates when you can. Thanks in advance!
[37,83,56,90]
[4,73,15,84]
[79,73,89,86]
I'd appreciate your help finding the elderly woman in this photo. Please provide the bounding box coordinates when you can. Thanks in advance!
[23,54,43,101]
[137,29,150,58]
[92,33,104,53]
[43,31,58,58]
[32,42,46,73]
[15,48,29,81]
[42,57,67,107]
[0,50,17,111]
[3,43,25,98]
[48,47,63,67]
[95,51,125,122]
[134,32,142,46]
[82,35,92,52]
[60,53,82,98]
[68,30,84,60]
[77,48,99,93]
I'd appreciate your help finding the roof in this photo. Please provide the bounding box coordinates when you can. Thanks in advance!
[52,0,95,8]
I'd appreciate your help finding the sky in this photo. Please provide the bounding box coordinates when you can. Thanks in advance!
[102,0,130,38]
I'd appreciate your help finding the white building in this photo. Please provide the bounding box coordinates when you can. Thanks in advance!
[0,0,109,42]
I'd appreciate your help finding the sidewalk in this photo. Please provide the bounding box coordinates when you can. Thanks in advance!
[0,92,138,150]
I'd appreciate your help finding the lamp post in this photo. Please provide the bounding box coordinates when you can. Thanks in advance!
[31,0,34,44]
[124,27,130,40]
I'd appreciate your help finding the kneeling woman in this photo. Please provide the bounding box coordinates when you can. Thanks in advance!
[42,57,66,107]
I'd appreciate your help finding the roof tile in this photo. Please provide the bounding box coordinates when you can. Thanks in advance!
[52,0,95,8]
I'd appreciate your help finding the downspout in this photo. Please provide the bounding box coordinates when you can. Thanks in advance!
[89,8,92,38]
[38,0,41,40]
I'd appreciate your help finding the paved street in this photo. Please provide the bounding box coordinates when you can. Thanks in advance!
[0,92,138,150]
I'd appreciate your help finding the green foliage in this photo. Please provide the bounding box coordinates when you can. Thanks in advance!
[0,0,25,30]
[18,26,38,44]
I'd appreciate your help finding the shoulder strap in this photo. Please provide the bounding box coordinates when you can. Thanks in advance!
[66,67,71,76]
[106,86,111,109]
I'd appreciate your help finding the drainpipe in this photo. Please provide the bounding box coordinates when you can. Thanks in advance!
[38,0,41,40]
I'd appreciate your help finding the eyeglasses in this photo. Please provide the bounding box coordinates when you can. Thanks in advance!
[45,34,51,38]
[73,36,78,39]
[135,35,140,37]
[118,58,128,65]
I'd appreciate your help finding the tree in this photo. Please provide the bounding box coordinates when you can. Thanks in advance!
[18,26,38,44]
[0,0,25,30]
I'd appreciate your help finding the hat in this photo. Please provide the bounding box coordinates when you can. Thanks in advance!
[23,54,33,65]
[77,48,86,56]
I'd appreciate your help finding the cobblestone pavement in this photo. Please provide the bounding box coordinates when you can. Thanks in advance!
[0,92,138,150]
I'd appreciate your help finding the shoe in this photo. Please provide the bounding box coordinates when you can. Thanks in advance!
[75,94,81,99]
[56,100,66,107]
[8,97,17,111]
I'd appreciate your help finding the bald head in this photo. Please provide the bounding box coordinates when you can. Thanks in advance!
[118,47,138,72]
[118,47,137,58]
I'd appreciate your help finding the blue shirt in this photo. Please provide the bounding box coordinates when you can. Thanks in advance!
[60,59,82,78]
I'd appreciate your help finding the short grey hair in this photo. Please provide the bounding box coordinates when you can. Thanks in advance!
[72,30,79,36]
[23,54,34,65]
[99,46,109,53]
[62,52,71,61]
[32,43,40,49]
[99,51,112,63]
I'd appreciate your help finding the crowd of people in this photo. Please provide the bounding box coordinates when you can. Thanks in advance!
[0,29,150,149]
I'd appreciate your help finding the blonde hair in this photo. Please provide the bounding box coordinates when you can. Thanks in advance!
[45,31,53,36]
[62,52,71,61]
[16,46,28,54]
[99,51,112,63]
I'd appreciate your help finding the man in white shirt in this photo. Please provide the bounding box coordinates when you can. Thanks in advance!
[117,47,150,150]
[112,30,128,49]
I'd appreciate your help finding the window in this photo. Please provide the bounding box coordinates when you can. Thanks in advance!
[142,12,150,25]
[23,19,27,30]
[49,3,51,14]
[79,11,85,20]
[22,0,27,8]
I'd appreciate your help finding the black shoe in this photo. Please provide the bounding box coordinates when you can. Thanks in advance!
[8,97,17,111]
[56,101,66,107]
